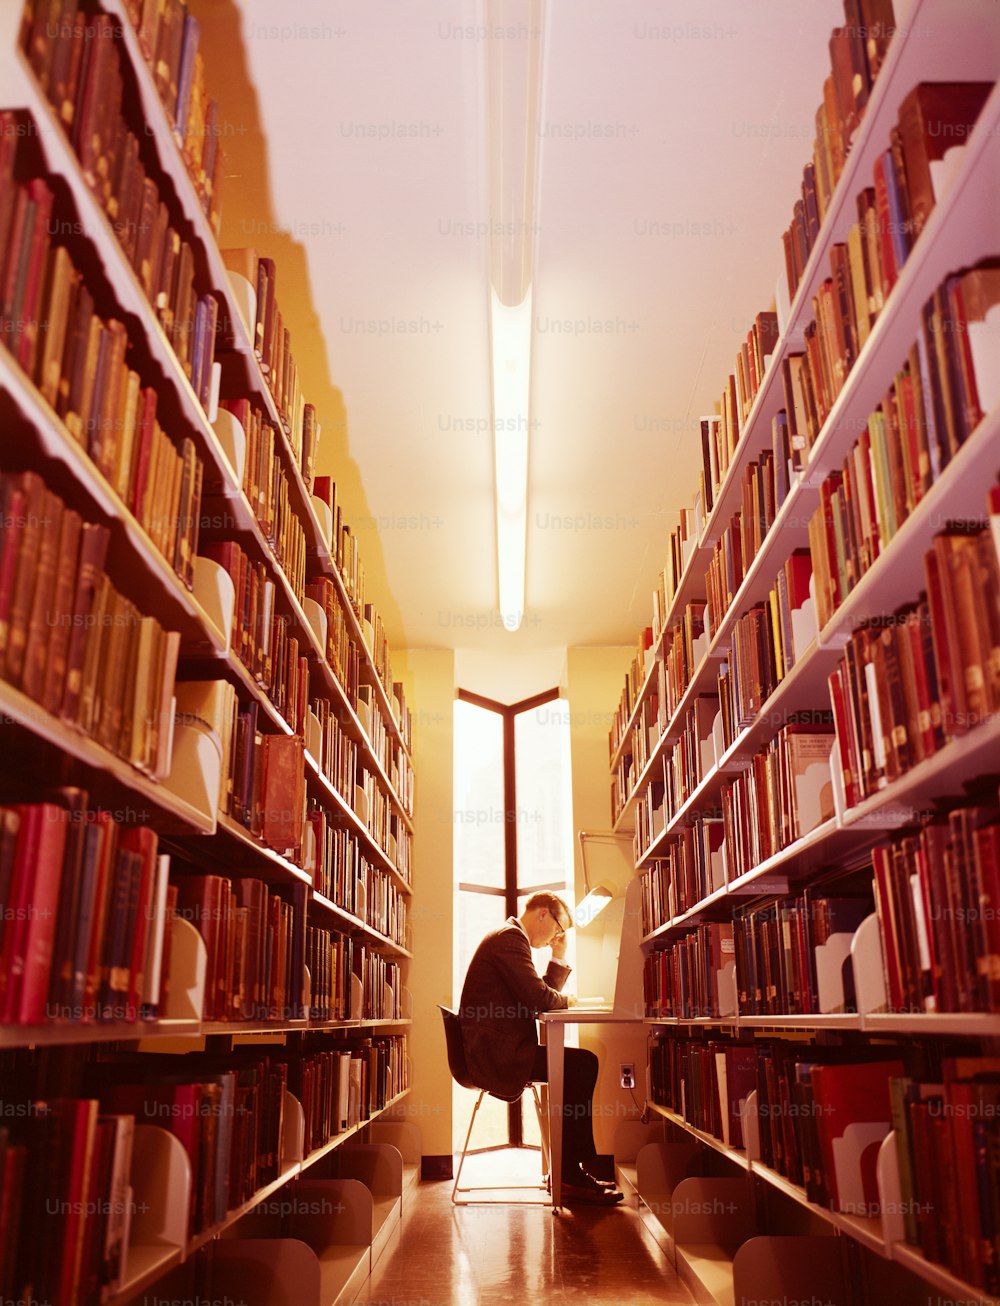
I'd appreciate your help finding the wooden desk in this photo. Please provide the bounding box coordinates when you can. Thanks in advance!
[539,1009,641,1209]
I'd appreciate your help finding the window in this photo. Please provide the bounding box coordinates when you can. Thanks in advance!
[452,689,574,1151]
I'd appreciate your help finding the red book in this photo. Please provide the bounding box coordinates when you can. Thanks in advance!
[261,733,305,851]
[14,803,70,1024]
[810,1059,903,1213]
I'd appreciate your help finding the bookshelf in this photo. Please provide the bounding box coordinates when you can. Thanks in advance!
[0,4,417,1304]
[610,1,1000,1303]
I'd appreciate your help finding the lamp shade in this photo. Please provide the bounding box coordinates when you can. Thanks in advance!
[573,883,614,928]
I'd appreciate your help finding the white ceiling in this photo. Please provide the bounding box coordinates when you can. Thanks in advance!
[193,0,844,656]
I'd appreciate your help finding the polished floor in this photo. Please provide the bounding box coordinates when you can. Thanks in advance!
[356,1149,697,1305]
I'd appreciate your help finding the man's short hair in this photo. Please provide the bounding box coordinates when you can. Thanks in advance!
[524,891,572,930]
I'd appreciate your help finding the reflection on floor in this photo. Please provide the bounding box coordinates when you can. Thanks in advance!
[355,1147,697,1306]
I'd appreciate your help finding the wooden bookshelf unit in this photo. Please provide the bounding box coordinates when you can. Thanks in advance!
[610,1,1000,1302]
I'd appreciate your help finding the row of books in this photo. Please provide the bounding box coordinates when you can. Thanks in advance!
[0,1100,135,1306]
[651,509,701,644]
[782,0,896,296]
[642,922,735,1020]
[306,925,355,1023]
[785,83,993,458]
[698,309,782,524]
[721,721,836,882]
[173,873,308,1023]
[286,1035,408,1156]
[794,2,933,299]
[0,136,203,586]
[733,888,871,1017]
[219,397,309,600]
[0,796,172,1027]
[872,790,1000,1015]
[308,805,408,946]
[0,474,180,777]
[892,1062,1000,1292]
[353,944,403,1022]
[308,808,366,910]
[120,0,226,228]
[220,249,304,447]
[199,541,311,728]
[638,818,725,936]
[722,566,814,744]
[102,1050,291,1232]
[23,14,226,408]
[809,261,1000,631]
[755,1042,903,1215]
[306,574,363,713]
[610,627,655,763]
[175,683,306,854]
[828,521,1000,808]
[361,682,415,816]
[310,696,360,802]
[731,311,780,439]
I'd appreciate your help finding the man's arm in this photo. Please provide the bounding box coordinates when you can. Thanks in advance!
[488,929,570,1014]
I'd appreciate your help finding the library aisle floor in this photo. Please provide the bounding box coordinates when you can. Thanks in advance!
[356,1151,696,1305]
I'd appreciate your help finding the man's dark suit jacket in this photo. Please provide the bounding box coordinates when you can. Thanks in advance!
[458,917,570,1100]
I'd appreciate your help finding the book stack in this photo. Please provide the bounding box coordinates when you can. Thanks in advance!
[829,521,1000,806]
[734,311,780,429]
[733,887,872,1016]
[721,720,836,880]
[784,86,994,445]
[219,251,304,447]
[307,808,362,911]
[305,924,355,1023]
[639,818,725,935]
[305,575,362,711]
[219,398,309,598]
[0,796,171,1027]
[102,1051,289,1231]
[0,471,181,777]
[809,260,1000,629]
[755,1043,904,1215]
[117,0,227,229]
[891,1059,1000,1293]
[642,922,735,1019]
[781,0,893,295]
[0,1096,136,1306]
[310,697,359,800]
[872,792,1000,1014]
[172,873,308,1022]
[200,540,311,727]
[20,23,222,405]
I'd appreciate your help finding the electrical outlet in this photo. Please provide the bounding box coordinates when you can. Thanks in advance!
[620,1062,635,1090]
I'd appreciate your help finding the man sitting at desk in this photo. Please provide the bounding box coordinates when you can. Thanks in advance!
[459,891,624,1206]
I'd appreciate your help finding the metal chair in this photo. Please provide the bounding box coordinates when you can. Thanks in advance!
[438,1004,550,1204]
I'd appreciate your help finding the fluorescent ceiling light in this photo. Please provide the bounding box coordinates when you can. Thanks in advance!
[486,0,543,631]
[491,288,531,631]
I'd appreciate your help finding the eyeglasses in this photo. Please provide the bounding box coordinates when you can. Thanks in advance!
[551,918,568,939]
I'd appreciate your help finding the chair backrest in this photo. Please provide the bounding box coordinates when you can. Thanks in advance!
[437,1004,480,1091]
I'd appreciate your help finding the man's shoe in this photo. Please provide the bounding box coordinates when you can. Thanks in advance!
[580,1164,618,1189]
[560,1168,624,1205]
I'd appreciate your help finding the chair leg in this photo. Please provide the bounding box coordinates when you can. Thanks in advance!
[451,1086,550,1204]
[530,1083,550,1184]
[452,1090,486,1204]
